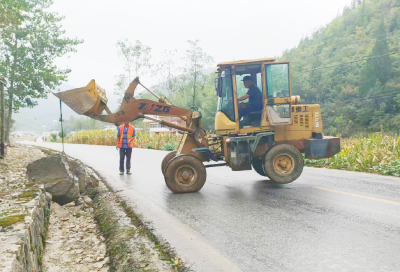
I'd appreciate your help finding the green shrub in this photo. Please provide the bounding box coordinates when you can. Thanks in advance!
[58,131,67,138]
[50,133,57,142]
[145,143,153,149]
[162,142,175,151]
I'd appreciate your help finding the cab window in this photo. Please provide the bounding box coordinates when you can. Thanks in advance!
[266,63,289,98]
[235,64,264,127]
[217,69,235,121]
[235,65,263,99]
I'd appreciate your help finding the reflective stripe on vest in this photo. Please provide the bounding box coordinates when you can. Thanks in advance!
[118,125,135,148]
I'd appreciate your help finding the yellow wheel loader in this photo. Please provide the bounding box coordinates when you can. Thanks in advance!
[54,58,340,193]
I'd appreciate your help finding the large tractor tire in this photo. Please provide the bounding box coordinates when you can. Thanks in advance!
[164,155,207,193]
[251,158,268,177]
[161,151,177,175]
[263,144,303,184]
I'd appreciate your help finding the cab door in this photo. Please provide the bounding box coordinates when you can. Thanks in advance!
[263,62,292,126]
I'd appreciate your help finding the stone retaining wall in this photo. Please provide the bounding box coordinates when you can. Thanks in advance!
[0,186,51,272]
[1,147,102,272]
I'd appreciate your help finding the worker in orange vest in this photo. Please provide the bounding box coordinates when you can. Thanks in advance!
[116,122,136,175]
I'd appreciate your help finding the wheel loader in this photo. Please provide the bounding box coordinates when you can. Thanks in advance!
[54,58,340,193]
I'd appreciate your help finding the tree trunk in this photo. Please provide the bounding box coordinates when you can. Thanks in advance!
[193,71,197,106]
[192,84,196,106]
[6,33,17,143]
[1,82,5,157]
[5,93,12,143]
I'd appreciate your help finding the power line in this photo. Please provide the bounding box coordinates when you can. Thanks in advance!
[300,32,391,49]
[326,91,400,107]
[292,50,400,74]
[286,33,399,60]
[356,91,400,102]
[329,34,395,48]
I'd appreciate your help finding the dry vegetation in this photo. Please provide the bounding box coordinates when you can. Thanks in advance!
[63,130,181,151]
[306,133,400,176]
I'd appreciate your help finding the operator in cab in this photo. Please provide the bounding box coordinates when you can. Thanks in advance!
[237,76,263,119]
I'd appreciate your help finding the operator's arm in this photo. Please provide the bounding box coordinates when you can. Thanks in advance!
[237,94,249,101]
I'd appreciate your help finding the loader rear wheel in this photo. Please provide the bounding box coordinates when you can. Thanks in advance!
[164,155,207,193]
[161,151,177,175]
[263,144,303,184]
[252,158,267,177]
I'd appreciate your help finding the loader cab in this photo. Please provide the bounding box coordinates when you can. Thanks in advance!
[235,64,264,128]
[215,58,292,135]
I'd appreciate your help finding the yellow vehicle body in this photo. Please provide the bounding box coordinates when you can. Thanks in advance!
[213,58,339,164]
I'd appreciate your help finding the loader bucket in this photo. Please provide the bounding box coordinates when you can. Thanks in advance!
[54,80,109,116]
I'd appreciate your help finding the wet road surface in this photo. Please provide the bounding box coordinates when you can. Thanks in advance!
[25,142,400,272]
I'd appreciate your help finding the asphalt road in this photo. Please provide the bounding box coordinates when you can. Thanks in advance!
[24,142,400,272]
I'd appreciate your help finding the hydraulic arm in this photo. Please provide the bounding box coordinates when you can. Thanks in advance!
[54,77,197,133]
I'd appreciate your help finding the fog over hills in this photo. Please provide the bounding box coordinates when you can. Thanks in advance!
[13,67,216,133]
[13,83,120,133]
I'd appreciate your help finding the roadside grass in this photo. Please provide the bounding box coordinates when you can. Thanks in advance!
[63,130,400,177]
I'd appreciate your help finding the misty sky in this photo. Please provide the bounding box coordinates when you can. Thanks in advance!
[51,0,352,96]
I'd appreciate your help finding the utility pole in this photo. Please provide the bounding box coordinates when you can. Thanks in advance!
[0,78,6,158]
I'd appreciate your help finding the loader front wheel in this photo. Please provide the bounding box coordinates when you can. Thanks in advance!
[252,158,267,177]
[263,144,303,184]
[161,151,177,175]
[164,155,207,193]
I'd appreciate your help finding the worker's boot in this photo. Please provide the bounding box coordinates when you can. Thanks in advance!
[119,171,124,175]
[127,170,132,175]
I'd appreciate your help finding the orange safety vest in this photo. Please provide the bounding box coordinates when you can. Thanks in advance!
[118,124,135,148]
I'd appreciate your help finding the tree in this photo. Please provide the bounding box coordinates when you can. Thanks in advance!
[58,131,67,139]
[0,0,82,141]
[152,49,181,97]
[181,40,213,107]
[197,72,218,130]
[280,0,400,136]
[114,39,152,97]
[351,0,357,9]
[371,20,392,84]
[309,53,323,103]
[360,59,377,93]
[59,116,105,133]
[0,0,25,32]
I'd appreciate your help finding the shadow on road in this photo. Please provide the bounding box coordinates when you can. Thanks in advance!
[252,179,288,189]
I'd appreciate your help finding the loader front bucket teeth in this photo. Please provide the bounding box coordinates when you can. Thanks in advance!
[54,80,109,116]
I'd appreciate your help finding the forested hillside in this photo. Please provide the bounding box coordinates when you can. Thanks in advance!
[281,0,400,137]
[16,0,400,136]
[162,0,400,135]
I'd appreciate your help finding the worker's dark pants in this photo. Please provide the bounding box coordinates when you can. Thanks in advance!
[239,107,261,119]
[119,148,132,172]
